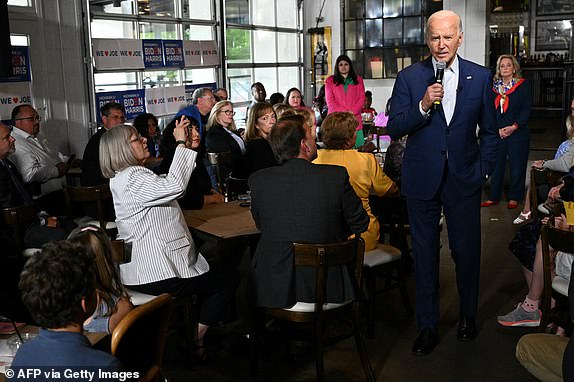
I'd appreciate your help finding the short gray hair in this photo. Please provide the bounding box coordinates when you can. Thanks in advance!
[99,124,140,178]
[425,10,462,41]
[191,87,212,105]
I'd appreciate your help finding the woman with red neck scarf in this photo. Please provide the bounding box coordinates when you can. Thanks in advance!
[482,54,531,210]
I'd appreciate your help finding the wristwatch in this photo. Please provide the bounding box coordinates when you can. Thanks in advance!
[176,140,186,146]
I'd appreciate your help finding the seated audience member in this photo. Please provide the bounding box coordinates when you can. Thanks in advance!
[68,225,133,334]
[213,87,228,102]
[191,87,217,127]
[205,101,245,183]
[248,114,369,308]
[9,104,75,215]
[246,82,267,120]
[12,240,121,373]
[312,85,328,128]
[283,87,307,109]
[158,116,224,209]
[0,122,67,251]
[238,102,278,178]
[100,123,238,359]
[272,103,294,119]
[269,92,284,106]
[133,113,161,158]
[313,112,398,252]
[82,102,126,187]
[361,90,377,121]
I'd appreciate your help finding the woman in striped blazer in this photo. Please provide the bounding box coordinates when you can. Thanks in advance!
[99,121,238,359]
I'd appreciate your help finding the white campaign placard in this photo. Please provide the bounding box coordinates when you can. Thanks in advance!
[145,87,167,116]
[200,40,219,66]
[164,86,187,115]
[93,39,144,70]
[183,40,202,67]
[0,82,32,120]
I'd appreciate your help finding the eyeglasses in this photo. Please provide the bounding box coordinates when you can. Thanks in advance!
[221,110,236,116]
[14,115,41,122]
[129,135,144,144]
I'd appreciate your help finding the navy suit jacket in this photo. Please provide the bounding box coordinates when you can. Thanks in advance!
[387,56,498,200]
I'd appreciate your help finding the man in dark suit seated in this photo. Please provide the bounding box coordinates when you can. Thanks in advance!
[248,114,368,308]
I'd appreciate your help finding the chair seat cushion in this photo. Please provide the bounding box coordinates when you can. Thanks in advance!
[363,243,401,268]
[126,288,157,306]
[283,300,352,312]
[552,276,569,296]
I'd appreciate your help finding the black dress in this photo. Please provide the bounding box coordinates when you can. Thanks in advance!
[236,138,278,178]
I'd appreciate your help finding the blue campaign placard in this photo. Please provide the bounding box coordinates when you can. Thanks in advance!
[95,89,146,122]
[0,47,31,83]
[142,39,164,68]
[162,40,184,68]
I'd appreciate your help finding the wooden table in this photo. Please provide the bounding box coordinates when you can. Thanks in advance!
[183,200,259,239]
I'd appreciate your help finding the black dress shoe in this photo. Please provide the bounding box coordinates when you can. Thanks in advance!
[412,328,439,356]
[457,317,477,341]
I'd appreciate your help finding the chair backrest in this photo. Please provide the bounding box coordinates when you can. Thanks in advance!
[111,293,172,382]
[540,224,574,329]
[207,151,233,194]
[0,204,37,249]
[292,237,365,313]
[530,168,566,219]
[63,184,113,229]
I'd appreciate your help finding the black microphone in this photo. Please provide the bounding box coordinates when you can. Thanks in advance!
[434,61,446,108]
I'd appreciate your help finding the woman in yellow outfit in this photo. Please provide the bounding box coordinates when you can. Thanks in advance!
[314,112,399,251]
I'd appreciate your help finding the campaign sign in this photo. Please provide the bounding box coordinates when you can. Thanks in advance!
[0,47,31,83]
[162,40,184,68]
[95,89,146,122]
[142,39,164,68]
[0,82,32,120]
[164,86,186,115]
[145,87,167,116]
[183,40,201,67]
[200,40,219,66]
[184,82,216,104]
[93,39,144,70]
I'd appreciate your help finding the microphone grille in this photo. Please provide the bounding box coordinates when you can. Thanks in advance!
[436,61,446,70]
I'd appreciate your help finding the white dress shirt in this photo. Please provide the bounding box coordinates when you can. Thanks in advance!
[224,128,246,154]
[433,56,459,125]
[9,127,68,197]
[111,147,209,285]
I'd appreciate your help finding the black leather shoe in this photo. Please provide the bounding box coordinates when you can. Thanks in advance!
[457,317,477,341]
[412,328,439,356]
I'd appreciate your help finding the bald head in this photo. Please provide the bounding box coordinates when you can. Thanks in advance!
[425,10,463,67]
[426,10,462,40]
[0,122,15,160]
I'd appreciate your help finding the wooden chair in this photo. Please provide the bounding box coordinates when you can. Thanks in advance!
[252,238,376,382]
[1,204,41,257]
[540,223,574,331]
[111,293,173,382]
[63,184,116,232]
[530,168,566,219]
[363,243,413,337]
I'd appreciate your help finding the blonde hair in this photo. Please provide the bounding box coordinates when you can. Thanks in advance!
[273,104,294,119]
[293,108,315,130]
[494,54,522,81]
[321,112,358,149]
[246,102,274,142]
[206,100,237,132]
[99,124,140,179]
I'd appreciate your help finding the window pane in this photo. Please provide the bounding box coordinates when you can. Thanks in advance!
[277,33,298,62]
[94,72,138,93]
[404,0,421,17]
[226,0,250,24]
[226,29,251,63]
[252,0,275,27]
[345,0,364,18]
[278,67,299,96]
[366,0,383,18]
[90,0,136,15]
[253,30,276,63]
[345,21,364,50]
[383,48,402,77]
[384,18,402,46]
[91,20,136,39]
[276,0,297,28]
[365,50,383,79]
[137,0,176,17]
[366,19,383,48]
[383,0,402,17]
[346,50,364,77]
[404,17,422,45]
[183,0,212,20]
[139,22,177,40]
[8,0,31,6]
[184,25,213,40]
[183,68,216,84]
[228,68,252,103]
[254,68,277,95]
[10,34,29,46]
[142,70,180,88]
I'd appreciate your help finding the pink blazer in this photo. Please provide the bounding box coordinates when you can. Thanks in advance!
[325,75,366,131]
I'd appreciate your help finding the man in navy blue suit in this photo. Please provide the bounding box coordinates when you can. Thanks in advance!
[387,10,498,355]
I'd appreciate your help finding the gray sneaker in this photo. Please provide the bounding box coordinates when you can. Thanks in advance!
[497,303,541,327]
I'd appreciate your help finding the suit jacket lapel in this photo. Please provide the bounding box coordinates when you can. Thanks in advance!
[451,56,468,126]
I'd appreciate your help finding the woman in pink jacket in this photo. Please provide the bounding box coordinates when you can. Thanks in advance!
[325,54,366,147]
